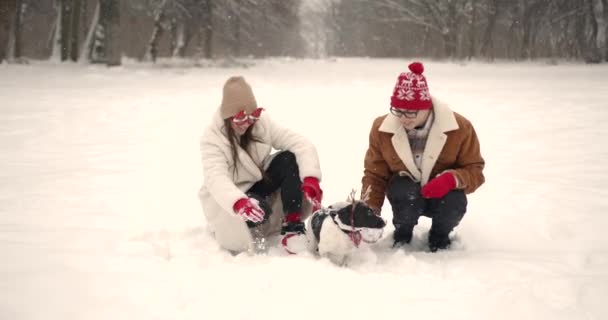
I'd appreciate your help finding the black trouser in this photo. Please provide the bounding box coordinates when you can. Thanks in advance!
[245,151,302,227]
[386,175,467,236]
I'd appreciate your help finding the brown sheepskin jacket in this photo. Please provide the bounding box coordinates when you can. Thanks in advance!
[361,98,485,211]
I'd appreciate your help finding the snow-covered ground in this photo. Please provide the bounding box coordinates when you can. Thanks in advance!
[1,59,607,320]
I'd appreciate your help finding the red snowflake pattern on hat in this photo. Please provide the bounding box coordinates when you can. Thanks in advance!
[390,62,432,110]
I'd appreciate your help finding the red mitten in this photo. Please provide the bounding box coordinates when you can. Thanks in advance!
[233,198,265,223]
[302,177,323,209]
[421,172,457,199]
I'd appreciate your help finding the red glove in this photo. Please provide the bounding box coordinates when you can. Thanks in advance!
[233,198,265,223]
[302,177,323,208]
[421,172,457,199]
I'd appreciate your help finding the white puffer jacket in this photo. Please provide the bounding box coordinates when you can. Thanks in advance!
[198,111,322,252]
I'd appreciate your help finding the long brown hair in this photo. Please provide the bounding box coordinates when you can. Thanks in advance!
[223,119,266,179]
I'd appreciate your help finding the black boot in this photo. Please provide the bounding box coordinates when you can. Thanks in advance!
[392,226,414,247]
[281,221,308,254]
[281,221,306,235]
[428,230,451,252]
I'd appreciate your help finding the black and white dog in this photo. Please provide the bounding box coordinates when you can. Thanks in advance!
[305,201,386,265]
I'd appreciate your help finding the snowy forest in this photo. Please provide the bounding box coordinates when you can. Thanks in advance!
[0,0,607,65]
[2,1,608,319]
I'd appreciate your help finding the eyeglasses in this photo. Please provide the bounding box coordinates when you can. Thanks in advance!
[390,107,419,119]
[232,108,265,125]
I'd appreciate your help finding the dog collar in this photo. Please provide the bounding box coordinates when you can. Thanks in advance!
[330,213,362,247]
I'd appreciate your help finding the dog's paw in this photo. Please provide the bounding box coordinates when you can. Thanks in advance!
[281,233,310,255]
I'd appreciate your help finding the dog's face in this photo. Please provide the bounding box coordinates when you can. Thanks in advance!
[332,201,386,243]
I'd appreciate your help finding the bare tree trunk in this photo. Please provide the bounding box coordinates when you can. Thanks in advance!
[0,0,14,63]
[443,33,457,59]
[480,0,499,60]
[144,0,166,62]
[81,0,88,29]
[439,1,459,59]
[230,0,241,57]
[565,3,578,59]
[585,0,600,62]
[605,0,608,61]
[99,0,120,66]
[520,0,548,60]
[203,0,213,59]
[172,19,189,58]
[50,1,61,61]
[13,0,22,60]
[79,2,99,63]
[6,0,24,61]
[467,0,477,60]
[258,4,269,58]
[168,18,177,57]
[69,0,82,62]
[60,0,71,61]
[170,16,190,58]
[521,7,534,59]
[420,26,431,57]
[591,0,607,62]
[443,0,458,60]
[575,9,585,58]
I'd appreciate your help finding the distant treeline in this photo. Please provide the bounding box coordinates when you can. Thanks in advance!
[1,0,606,65]
[0,0,302,65]
[323,0,608,62]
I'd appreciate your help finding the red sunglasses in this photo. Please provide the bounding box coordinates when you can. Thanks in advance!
[232,108,265,125]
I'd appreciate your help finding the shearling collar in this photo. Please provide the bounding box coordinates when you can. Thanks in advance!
[379,97,459,134]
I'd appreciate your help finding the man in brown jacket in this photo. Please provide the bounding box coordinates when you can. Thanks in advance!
[361,62,485,252]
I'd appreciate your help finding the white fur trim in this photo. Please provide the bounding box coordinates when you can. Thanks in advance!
[378,97,460,185]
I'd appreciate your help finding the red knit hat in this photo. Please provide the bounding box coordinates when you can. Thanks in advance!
[390,62,432,110]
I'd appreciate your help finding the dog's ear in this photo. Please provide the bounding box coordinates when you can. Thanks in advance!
[335,204,354,227]
[353,202,375,217]
[336,202,386,229]
[354,202,386,229]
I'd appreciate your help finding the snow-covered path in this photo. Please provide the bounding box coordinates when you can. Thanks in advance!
[1,59,607,319]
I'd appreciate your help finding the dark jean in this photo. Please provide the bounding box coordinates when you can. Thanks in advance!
[386,175,467,236]
[245,151,302,228]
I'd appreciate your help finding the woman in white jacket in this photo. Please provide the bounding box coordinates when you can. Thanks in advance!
[199,76,323,254]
